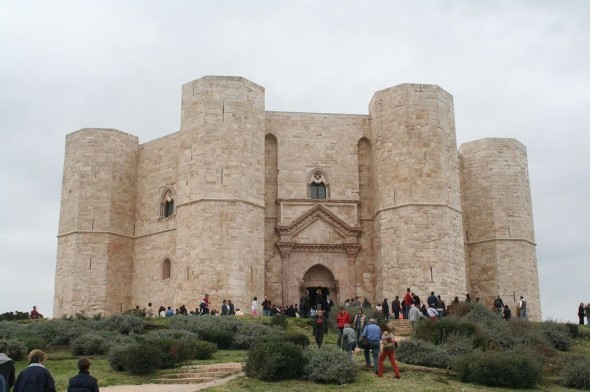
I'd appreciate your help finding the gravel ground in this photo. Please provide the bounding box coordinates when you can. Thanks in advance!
[99,373,241,392]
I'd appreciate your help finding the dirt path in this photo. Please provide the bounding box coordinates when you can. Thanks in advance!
[99,373,241,392]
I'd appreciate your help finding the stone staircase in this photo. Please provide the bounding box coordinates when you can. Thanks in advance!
[389,319,412,337]
[156,362,242,384]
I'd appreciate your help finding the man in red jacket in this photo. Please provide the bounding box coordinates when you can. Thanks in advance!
[336,307,350,334]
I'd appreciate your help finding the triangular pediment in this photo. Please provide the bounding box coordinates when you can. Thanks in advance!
[276,204,361,239]
[293,218,343,244]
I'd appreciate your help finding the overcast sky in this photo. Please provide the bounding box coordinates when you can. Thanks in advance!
[1,1,588,322]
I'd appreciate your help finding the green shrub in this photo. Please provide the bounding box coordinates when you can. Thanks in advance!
[99,314,145,335]
[0,312,29,321]
[396,339,449,368]
[302,346,357,384]
[198,330,234,349]
[565,322,580,338]
[268,332,310,347]
[6,340,28,361]
[119,343,162,374]
[442,333,475,367]
[561,356,590,389]
[0,321,19,339]
[244,341,305,381]
[447,302,471,317]
[141,330,201,368]
[509,320,555,357]
[232,323,271,349]
[454,351,541,389]
[536,321,572,351]
[51,321,92,345]
[170,315,240,335]
[107,345,129,371]
[415,318,476,345]
[193,340,217,360]
[19,336,48,351]
[70,333,109,355]
[270,314,288,328]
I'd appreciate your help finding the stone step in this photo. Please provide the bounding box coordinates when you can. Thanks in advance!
[389,319,412,336]
[156,363,242,385]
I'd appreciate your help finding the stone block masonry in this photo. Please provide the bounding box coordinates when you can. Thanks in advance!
[54,76,541,320]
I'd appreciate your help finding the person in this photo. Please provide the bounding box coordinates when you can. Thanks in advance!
[586,303,590,325]
[30,306,43,320]
[427,292,438,309]
[200,294,210,315]
[262,296,272,317]
[517,296,528,320]
[234,308,244,316]
[67,357,99,392]
[145,303,154,318]
[221,300,229,316]
[377,323,400,379]
[408,302,426,330]
[436,295,446,319]
[341,323,357,362]
[179,305,188,316]
[578,302,586,325]
[465,294,472,303]
[426,306,438,320]
[362,298,371,308]
[14,350,56,392]
[251,297,260,316]
[361,319,381,373]
[375,303,382,313]
[382,298,390,320]
[299,290,311,318]
[391,296,401,319]
[493,296,504,314]
[353,308,367,341]
[403,289,413,319]
[324,295,334,318]
[503,304,511,320]
[315,289,324,311]
[165,306,174,317]
[336,307,351,338]
[0,342,16,392]
[312,310,328,348]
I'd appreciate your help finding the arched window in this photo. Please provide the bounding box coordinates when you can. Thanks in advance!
[308,170,329,199]
[160,188,175,218]
[310,182,326,199]
[162,258,171,280]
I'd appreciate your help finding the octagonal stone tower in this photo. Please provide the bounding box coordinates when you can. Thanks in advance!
[460,138,540,320]
[54,129,138,315]
[173,76,266,306]
[369,84,466,302]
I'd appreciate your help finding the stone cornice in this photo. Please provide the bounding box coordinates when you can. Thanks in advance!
[276,204,361,238]
[465,237,536,246]
[277,198,360,205]
[57,230,136,239]
[374,202,462,217]
[277,242,361,255]
[177,198,265,210]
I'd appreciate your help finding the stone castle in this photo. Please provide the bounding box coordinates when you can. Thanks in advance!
[54,76,541,320]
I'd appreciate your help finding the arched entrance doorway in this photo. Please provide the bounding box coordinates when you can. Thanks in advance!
[301,264,338,306]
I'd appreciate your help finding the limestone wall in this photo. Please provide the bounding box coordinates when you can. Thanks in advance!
[460,138,540,320]
[54,129,138,316]
[175,76,266,312]
[369,84,466,302]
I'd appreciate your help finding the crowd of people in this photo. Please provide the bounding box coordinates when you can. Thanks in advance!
[0,342,98,392]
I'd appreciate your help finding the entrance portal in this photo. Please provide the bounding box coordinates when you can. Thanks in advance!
[302,264,338,307]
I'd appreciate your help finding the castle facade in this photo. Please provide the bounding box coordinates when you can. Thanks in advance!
[54,76,541,320]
